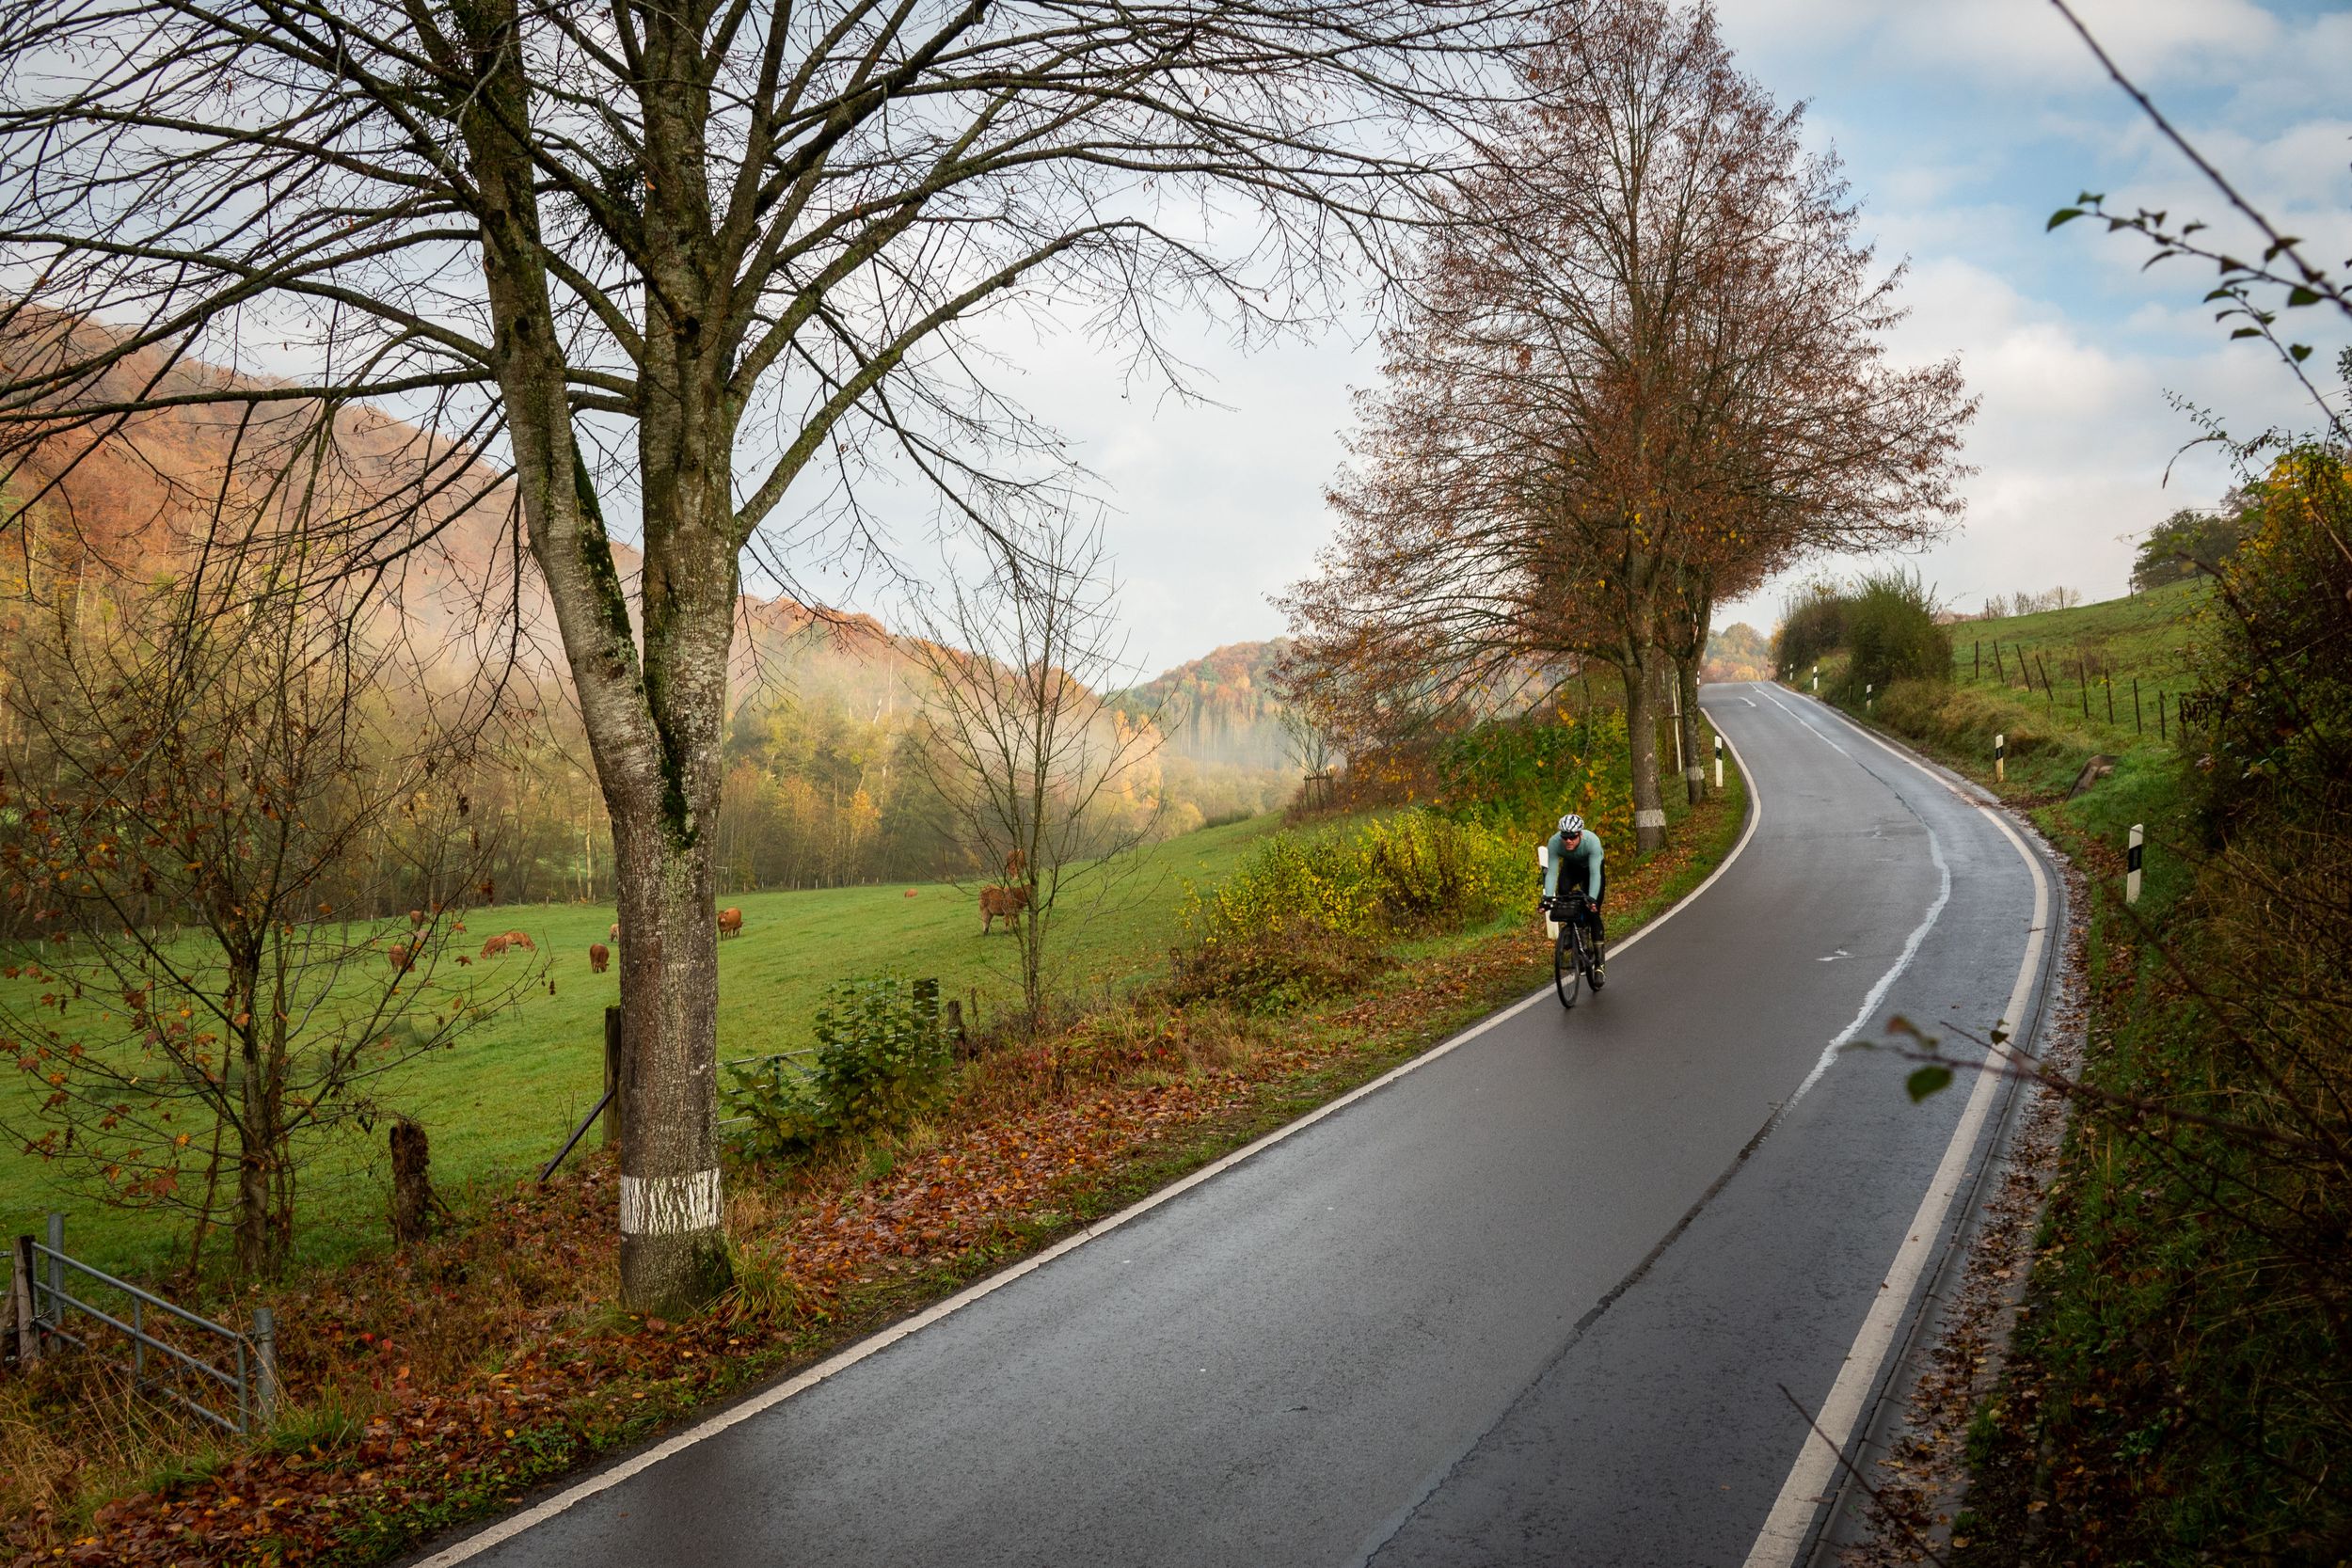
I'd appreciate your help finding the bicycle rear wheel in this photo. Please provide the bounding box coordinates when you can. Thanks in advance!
[1554,925,1582,1008]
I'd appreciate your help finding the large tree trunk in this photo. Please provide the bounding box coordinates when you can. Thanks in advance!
[610,802,729,1314]
[1676,654,1706,804]
[1621,647,1669,850]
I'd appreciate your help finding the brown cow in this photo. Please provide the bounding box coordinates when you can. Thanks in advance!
[589,942,610,974]
[479,934,510,959]
[903,888,920,898]
[407,909,426,928]
[609,922,620,942]
[718,907,744,940]
[978,883,1029,934]
[501,930,536,952]
[1003,848,1026,881]
[388,942,416,973]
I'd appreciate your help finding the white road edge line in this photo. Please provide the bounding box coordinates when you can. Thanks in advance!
[1740,691,2053,1568]
[417,710,1772,1567]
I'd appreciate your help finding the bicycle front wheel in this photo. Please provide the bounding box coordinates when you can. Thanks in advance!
[1554,925,1582,1008]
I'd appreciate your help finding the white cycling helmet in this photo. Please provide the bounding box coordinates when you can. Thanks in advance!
[1558,813,1585,838]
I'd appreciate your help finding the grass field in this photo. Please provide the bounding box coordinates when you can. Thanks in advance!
[1937,576,2213,743]
[0,813,1286,1281]
[1799,577,2218,780]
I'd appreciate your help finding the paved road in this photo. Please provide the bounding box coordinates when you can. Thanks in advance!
[421,685,2057,1568]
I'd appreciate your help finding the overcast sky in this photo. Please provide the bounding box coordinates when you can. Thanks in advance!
[984,0,2352,673]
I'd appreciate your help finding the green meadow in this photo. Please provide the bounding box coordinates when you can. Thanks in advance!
[0,813,1285,1281]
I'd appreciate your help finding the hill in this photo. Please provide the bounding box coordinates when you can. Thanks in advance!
[1113,640,1295,771]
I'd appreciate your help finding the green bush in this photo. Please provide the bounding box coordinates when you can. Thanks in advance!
[1843,567,1952,692]
[723,976,949,1159]
[1429,710,1633,844]
[1772,579,1847,676]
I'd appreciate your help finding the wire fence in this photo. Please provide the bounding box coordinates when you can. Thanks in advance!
[1952,635,2209,745]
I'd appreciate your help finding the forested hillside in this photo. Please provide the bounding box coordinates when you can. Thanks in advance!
[1111,640,1294,770]
[0,338,1295,907]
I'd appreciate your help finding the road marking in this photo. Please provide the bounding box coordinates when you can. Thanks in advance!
[1788,817,1950,1107]
[417,728,1772,1567]
[1740,691,2052,1568]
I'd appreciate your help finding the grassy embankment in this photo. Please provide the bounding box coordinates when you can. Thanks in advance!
[1814,579,2347,1560]
[0,814,1285,1281]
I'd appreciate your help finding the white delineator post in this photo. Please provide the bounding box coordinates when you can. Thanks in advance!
[2127,823,2144,905]
[1866,682,1873,713]
[1994,732,2006,784]
[1714,733,1724,791]
[1536,843,1558,940]
[1811,664,1820,694]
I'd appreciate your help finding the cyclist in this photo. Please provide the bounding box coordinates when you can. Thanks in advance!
[1540,813,1607,986]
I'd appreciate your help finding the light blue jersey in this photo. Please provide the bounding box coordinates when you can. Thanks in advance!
[1542,826,1604,901]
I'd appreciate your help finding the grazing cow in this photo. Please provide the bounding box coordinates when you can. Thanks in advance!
[904,888,920,898]
[480,934,510,959]
[388,942,415,973]
[454,954,472,967]
[609,922,620,942]
[501,930,536,952]
[589,942,610,974]
[978,883,1029,934]
[718,907,744,940]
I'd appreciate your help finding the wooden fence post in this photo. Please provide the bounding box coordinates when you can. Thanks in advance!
[10,1237,37,1365]
[602,1006,624,1150]
[2134,678,2142,734]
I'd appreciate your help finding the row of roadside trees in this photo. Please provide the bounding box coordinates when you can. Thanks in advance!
[1277,0,1975,844]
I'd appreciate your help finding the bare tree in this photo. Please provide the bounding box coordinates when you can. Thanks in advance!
[0,0,1536,1308]
[911,515,1160,1031]
[0,546,521,1279]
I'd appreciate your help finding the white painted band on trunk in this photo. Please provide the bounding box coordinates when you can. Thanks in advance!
[1741,686,2052,1568]
[619,1168,722,1236]
[1635,808,1668,828]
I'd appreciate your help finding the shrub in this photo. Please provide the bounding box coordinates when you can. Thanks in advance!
[1166,923,1389,1012]
[1772,579,1847,676]
[1428,709,1634,844]
[1843,568,1951,692]
[723,976,949,1159]
[1184,808,1525,944]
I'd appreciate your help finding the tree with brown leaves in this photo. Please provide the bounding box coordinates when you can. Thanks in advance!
[1285,0,1971,844]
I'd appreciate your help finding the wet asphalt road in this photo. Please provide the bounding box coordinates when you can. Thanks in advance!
[425,684,2056,1568]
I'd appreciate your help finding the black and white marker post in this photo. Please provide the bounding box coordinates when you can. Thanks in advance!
[1994,732,2006,784]
[1714,733,1724,792]
[2127,823,2144,905]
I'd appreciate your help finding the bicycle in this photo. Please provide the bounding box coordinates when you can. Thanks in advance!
[1544,886,1599,1008]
